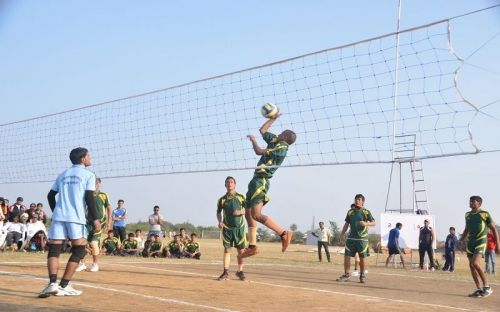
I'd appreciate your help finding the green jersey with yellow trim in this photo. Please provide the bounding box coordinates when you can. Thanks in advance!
[254,132,289,179]
[345,205,375,240]
[465,209,492,244]
[217,192,246,229]
[168,241,183,252]
[186,241,200,253]
[121,238,138,250]
[94,191,110,223]
[102,237,120,252]
[150,241,163,252]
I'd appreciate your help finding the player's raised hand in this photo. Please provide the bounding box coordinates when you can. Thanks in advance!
[247,134,256,141]
[271,111,282,119]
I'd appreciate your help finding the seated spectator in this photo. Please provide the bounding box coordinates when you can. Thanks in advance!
[148,234,163,258]
[8,197,26,222]
[28,230,47,252]
[101,230,120,255]
[135,229,144,251]
[165,234,185,258]
[179,228,190,246]
[184,233,201,260]
[120,233,139,256]
[148,205,164,238]
[1,215,27,251]
[141,233,154,257]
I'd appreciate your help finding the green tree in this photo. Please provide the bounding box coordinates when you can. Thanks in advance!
[329,221,341,245]
[290,224,298,232]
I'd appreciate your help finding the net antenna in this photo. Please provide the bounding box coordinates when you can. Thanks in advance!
[1,5,499,184]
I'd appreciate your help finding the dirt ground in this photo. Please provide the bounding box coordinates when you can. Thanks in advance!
[0,240,498,311]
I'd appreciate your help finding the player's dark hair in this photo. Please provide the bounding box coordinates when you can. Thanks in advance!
[174,234,180,239]
[191,233,197,238]
[154,205,160,210]
[470,195,482,205]
[135,229,142,233]
[180,228,186,232]
[118,199,124,204]
[396,222,402,228]
[69,147,88,165]
[355,194,365,201]
[449,226,455,231]
[108,230,113,234]
[282,130,297,145]
[96,177,102,183]
[225,176,236,183]
[128,233,135,238]
[319,221,324,226]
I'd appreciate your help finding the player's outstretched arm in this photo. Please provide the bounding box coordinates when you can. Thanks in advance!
[259,112,282,134]
[247,135,267,155]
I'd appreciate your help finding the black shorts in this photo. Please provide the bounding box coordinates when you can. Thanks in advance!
[388,246,400,255]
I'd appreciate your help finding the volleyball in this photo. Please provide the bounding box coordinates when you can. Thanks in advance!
[261,103,279,119]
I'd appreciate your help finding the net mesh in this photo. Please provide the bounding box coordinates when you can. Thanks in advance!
[0,20,481,183]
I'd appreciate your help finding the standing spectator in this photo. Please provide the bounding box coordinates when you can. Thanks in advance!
[385,223,406,269]
[148,206,163,238]
[485,229,497,275]
[38,147,99,298]
[28,203,37,217]
[1,215,27,250]
[112,199,127,243]
[443,227,458,272]
[312,221,332,263]
[185,233,201,259]
[418,219,435,270]
[460,195,498,297]
[9,197,26,222]
[336,194,376,284]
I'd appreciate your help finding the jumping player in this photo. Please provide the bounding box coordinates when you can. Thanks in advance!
[460,196,499,297]
[336,194,376,284]
[240,112,296,258]
[217,176,247,281]
[38,147,99,297]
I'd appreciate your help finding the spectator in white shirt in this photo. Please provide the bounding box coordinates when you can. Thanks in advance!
[148,206,163,238]
[312,221,332,262]
[2,215,27,249]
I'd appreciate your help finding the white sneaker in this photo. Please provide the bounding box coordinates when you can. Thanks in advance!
[75,263,87,272]
[90,264,99,272]
[351,270,360,277]
[38,282,59,298]
[56,284,82,296]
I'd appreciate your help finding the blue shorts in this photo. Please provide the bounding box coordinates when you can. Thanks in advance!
[48,221,87,240]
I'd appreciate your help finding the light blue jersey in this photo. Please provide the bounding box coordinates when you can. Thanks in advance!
[51,164,96,224]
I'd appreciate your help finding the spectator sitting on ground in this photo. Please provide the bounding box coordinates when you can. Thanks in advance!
[1,215,26,251]
[148,234,163,258]
[28,230,47,252]
[184,233,201,259]
[101,230,120,255]
[135,229,144,251]
[141,233,154,257]
[120,233,139,256]
[179,228,190,246]
[165,234,185,258]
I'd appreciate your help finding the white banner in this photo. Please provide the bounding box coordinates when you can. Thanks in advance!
[380,213,436,249]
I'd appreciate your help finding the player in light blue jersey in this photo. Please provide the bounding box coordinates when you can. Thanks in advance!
[38,147,100,298]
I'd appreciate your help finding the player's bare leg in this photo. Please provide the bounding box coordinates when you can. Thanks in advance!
[251,202,292,252]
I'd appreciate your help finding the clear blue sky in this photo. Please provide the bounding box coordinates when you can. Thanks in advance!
[1,0,499,239]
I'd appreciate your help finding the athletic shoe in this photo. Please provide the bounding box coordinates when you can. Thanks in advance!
[55,284,82,296]
[482,286,493,297]
[38,282,58,298]
[235,271,246,281]
[351,270,359,277]
[281,231,292,252]
[90,264,99,272]
[238,246,259,259]
[360,274,366,284]
[336,273,350,282]
[468,289,483,298]
[217,271,229,281]
[75,263,87,272]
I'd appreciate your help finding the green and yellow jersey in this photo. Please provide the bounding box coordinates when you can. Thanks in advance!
[185,241,200,253]
[150,241,163,252]
[168,241,183,253]
[217,192,246,229]
[345,205,375,240]
[102,237,120,253]
[465,209,492,255]
[254,132,289,179]
[94,191,110,224]
[121,238,138,250]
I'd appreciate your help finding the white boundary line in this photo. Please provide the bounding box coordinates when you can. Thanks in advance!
[0,270,238,312]
[112,263,482,312]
